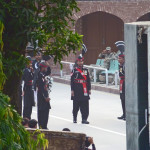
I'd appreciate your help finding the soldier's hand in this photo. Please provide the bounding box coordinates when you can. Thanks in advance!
[71,91,74,96]
[89,90,91,95]
[22,91,25,96]
[88,137,94,144]
[30,67,34,72]
[46,97,50,102]
[45,61,49,66]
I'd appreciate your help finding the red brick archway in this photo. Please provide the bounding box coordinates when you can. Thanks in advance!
[75,11,124,65]
[73,1,150,23]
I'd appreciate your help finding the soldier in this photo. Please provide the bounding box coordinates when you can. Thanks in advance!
[104,47,116,69]
[32,52,42,89]
[22,56,35,119]
[117,54,125,121]
[37,62,51,129]
[98,47,116,69]
[71,55,91,124]
[31,52,42,106]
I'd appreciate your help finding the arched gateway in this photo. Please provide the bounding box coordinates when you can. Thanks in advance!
[51,1,150,75]
[75,11,124,65]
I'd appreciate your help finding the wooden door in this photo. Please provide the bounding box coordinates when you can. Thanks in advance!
[81,12,124,65]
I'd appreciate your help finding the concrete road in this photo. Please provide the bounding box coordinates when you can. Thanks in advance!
[31,82,126,150]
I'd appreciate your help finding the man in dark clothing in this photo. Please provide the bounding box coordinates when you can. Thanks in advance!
[28,119,38,129]
[32,52,42,106]
[32,52,42,90]
[32,52,51,106]
[22,56,34,119]
[85,137,96,150]
[117,54,125,121]
[71,55,91,124]
[37,62,51,129]
[22,118,29,128]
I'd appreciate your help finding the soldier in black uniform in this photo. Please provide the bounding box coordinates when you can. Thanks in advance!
[71,55,91,124]
[117,54,125,120]
[37,62,51,129]
[22,56,34,119]
[32,52,42,90]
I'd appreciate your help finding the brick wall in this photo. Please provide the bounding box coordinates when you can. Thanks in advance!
[28,129,86,150]
[74,1,150,22]
[76,0,150,2]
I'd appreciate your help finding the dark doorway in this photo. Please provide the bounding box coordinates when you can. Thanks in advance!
[75,11,124,65]
[137,34,149,150]
[137,12,150,21]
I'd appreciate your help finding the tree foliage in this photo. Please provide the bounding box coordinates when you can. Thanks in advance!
[0,21,48,150]
[0,0,82,112]
[0,1,82,149]
[0,91,49,150]
[0,0,82,62]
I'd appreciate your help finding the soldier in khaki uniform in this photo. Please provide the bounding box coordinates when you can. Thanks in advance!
[99,47,116,69]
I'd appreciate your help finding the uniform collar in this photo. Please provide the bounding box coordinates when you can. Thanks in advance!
[120,62,125,66]
[77,67,83,70]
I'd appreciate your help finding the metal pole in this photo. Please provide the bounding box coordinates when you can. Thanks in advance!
[60,70,63,78]
[105,69,108,86]
[94,69,96,83]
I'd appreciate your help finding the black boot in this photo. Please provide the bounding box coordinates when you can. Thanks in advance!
[117,115,125,120]
[73,117,77,123]
[122,117,126,121]
[82,120,89,124]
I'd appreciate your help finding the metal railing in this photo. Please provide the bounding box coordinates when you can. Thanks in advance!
[60,61,119,87]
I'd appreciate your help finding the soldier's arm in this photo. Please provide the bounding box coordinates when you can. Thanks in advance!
[22,69,29,91]
[38,74,48,99]
[99,53,105,59]
[45,67,51,76]
[113,52,118,60]
[71,69,75,92]
[111,53,117,60]
[22,69,29,83]
[87,69,91,91]
[107,53,116,61]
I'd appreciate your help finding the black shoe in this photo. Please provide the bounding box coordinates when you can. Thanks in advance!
[117,115,125,120]
[82,120,89,124]
[73,117,77,123]
[123,117,126,121]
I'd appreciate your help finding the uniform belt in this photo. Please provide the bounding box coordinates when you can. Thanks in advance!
[75,80,87,83]
[27,80,33,85]
[120,77,125,79]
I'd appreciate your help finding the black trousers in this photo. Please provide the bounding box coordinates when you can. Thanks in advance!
[120,93,125,117]
[73,100,89,121]
[38,108,49,129]
[23,89,34,119]
[23,104,32,120]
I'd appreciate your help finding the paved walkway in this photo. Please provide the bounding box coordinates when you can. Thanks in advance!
[31,82,126,150]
